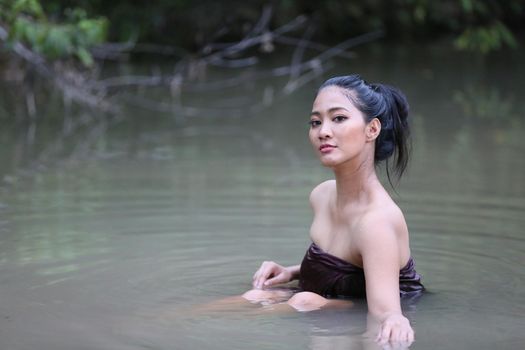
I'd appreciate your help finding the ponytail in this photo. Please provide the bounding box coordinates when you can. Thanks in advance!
[371,83,411,181]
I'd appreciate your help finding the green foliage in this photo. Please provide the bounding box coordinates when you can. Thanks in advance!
[0,0,108,66]
[10,0,44,18]
[1,0,523,59]
[455,21,518,54]
[264,0,522,53]
[453,0,520,53]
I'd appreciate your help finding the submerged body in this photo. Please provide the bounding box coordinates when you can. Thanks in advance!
[248,75,423,345]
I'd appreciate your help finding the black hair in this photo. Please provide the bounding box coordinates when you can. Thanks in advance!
[318,74,411,183]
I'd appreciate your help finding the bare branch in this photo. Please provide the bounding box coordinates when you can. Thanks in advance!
[284,24,317,94]
[1,14,382,119]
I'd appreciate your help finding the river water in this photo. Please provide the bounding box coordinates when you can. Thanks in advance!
[0,44,524,349]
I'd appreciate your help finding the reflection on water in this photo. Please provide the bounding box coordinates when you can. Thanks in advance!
[1,45,524,349]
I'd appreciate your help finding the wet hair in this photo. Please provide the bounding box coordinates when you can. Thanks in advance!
[318,74,411,183]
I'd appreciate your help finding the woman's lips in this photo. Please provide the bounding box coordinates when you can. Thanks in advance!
[319,144,336,153]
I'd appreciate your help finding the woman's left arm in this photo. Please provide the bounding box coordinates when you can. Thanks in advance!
[359,219,414,345]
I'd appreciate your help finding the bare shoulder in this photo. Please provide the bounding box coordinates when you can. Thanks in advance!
[355,201,408,248]
[309,180,335,208]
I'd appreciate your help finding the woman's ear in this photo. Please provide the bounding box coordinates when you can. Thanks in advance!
[366,118,381,142]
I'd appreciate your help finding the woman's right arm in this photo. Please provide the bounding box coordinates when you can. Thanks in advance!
[252,262,300,289]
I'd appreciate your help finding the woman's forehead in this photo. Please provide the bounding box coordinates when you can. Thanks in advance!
[312,86,357,111]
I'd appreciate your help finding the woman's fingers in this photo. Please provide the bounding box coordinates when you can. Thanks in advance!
[252,261,290,289]
[253,261,269,280]
[376,324,414,349]
[377,324,391,344]
[252,263,266,288]
[252,267,264,284]
[391,328,402,342]
[264,272,286,287]
[252,262,276,289]
[407,328,414,343]
[253,270,267,289]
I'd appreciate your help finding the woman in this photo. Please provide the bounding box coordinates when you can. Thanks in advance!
[245,75,424,344]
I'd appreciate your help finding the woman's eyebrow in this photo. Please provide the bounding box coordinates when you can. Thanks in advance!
[310,107,350,117]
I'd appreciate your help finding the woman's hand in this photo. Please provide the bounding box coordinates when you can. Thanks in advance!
[376,312,414,346]
[252,261,294,289]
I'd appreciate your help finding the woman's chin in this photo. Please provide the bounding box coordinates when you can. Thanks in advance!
[319,157,340,168]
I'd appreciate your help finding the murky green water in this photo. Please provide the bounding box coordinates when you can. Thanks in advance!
[1,44,524,349]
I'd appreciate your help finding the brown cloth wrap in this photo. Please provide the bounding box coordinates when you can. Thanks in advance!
[299,242,425,298]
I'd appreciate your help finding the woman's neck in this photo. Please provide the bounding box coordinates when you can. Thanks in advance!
[333,155,380,209]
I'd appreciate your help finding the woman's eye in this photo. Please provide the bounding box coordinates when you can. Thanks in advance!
[309,120,321,127]
[333,116,348,123]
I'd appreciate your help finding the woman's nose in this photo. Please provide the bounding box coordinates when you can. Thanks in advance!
[319,122,332,139]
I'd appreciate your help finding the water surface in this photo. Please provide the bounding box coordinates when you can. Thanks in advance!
[1,44,524,349]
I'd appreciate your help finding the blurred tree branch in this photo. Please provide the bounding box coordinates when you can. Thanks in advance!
[0,3,381,118]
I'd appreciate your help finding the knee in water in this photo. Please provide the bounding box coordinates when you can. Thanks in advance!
[287,291,327,311]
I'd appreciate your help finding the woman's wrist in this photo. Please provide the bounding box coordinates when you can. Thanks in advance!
[370,309,404,323]
[380,311,409,324]
[286,265,301,280]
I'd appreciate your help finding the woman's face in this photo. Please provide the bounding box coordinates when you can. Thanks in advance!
[308,86,376,168]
